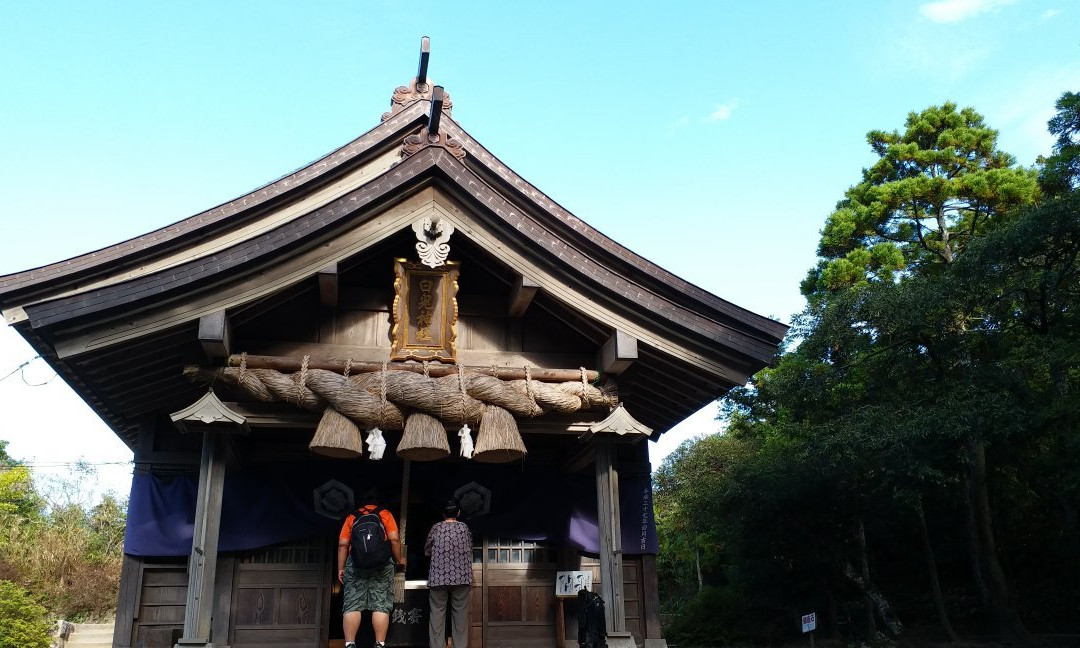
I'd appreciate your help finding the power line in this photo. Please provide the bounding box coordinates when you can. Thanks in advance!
[0,357,36,382]
[0,355,57,386]
[0,461,133,470]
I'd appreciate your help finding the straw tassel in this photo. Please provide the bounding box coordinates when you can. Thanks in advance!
[472,405,527,463]
[396,412,450,461]
[308,407,363,458]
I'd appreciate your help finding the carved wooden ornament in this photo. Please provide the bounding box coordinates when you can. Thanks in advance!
[391,259,459,362]
[413,215,455,268]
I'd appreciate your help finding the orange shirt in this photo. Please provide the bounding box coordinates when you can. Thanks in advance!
[338,504,398,546]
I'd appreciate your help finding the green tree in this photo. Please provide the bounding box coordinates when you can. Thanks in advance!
[0,580,52,648]
[1040,91,1080,196]
[801,102,1039,642]
[805,102,1038,295]
[0,441,43,519]
[0,441,126,620]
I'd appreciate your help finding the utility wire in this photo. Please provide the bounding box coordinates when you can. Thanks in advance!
[0,356,37,382]
[0,461,133,470]
[0,355,57,386]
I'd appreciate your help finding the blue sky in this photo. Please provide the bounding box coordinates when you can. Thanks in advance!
[1,0,1078,499]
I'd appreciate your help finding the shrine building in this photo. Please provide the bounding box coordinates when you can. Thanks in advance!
[0,41,786,648]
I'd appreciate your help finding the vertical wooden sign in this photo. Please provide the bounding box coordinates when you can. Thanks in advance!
[391,259,459,362]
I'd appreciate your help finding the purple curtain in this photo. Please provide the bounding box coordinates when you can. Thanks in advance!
[123,459,658,556]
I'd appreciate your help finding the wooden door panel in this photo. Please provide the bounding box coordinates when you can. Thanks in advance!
[523,586,554,623]
[232,626,319,645]
[487,586,522,622]
[485,625,556,648]
[133,625,181,647]
[470,585,484,620]
[469,625,484,648]
[277,587,318,625]
[234,588,277,625]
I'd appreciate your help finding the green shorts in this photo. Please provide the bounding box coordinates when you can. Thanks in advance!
[343,558,395,614]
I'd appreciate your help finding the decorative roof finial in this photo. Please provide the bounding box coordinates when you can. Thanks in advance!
[382,36,453,122]
[417,36,430,91]
[428,86,444,135]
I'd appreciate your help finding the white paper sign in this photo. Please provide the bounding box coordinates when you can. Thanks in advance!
[555,570,593,596]
[801,612,817,633]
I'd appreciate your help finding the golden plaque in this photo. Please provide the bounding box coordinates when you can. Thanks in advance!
[391,259,459,362]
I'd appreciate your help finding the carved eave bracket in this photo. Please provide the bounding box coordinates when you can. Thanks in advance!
[170,389,249,434]
[401,131,466,161]
[382,78,454,122]
[579,403,652,444]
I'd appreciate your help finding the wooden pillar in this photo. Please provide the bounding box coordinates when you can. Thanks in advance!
[176,429,227,647]
[112,553,142,647]
[641,554,668,647]
[595,441,625,633]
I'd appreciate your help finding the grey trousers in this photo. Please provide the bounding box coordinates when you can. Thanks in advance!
[428,585,470,648]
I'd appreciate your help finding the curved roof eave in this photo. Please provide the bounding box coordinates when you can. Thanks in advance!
[0,101,430,301]
[441,117,789,345]
[23,149,779,380]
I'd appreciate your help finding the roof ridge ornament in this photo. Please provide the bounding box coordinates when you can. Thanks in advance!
[382,36,454,122]
[401,131,465,160]
[400,85,466,162]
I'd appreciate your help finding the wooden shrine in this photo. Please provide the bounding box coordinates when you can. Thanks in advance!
[0,40,786,648]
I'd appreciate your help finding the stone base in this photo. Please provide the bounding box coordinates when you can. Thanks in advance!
[642,639,669,648]
[605,631,637,648]
[175,639,227,648]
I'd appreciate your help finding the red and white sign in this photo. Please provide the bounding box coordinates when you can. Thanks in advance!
[801,612,817,633]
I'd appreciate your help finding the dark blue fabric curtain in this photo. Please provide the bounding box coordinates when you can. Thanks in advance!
[123,459,658,557]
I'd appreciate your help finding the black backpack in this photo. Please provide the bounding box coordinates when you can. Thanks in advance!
[577,589,607,648]
[349,506,391,569]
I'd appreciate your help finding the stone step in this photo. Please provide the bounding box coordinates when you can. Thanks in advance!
[65,622,114,647]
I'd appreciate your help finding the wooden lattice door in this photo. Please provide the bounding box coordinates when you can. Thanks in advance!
[476,537,560,648]
[227,537,329,647]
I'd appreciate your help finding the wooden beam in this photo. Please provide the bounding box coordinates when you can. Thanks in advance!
[223,402,320,428]
[197,311,231,361]
[221,402,607,435]
[317,264,339,308]
[599,330,637,375]
[508,275,539,318]
[563,444,596,474]
[221,353,600,382]
[245,342,593,376]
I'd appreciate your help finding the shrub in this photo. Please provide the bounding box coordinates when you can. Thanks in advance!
[0,580,52,648]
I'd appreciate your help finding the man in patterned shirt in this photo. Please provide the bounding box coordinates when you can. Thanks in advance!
[424,499,473,648]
